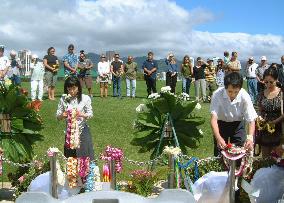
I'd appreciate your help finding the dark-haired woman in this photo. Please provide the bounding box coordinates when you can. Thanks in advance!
[181,55,193,95]
[210,72,257,156]
[257,67,283,157]
[43,47,59,100]
[56,76,94,161]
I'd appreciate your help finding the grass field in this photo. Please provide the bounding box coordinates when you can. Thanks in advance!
[3,79,214,181]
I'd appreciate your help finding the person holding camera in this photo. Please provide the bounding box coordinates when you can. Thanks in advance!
[9,50,22,86]
[165,53,178,93]
[246,57,258,104]
[193,57,208,102]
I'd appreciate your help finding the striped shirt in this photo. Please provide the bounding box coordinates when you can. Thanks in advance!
[205,65,216,82]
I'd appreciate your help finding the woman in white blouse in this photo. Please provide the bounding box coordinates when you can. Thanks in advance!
[56,76,94,160]
[210,72,257,156]
[97,54,110,98]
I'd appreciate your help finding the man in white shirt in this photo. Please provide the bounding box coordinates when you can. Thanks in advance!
[210,72,257,156]
[9,50,22,86]
[245,57,258,104]
[0,45,10,81]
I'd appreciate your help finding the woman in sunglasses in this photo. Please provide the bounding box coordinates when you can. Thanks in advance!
[257,67,283,157]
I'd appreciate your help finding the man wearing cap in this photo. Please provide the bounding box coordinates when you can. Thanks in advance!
[245,57,258,104]
[193,57,208,102]
[277,55,284,87]
[226,51,241,74]
[9,50,22,86]
[110,53,124,98]
[30,54,45,101]
[124,56,138,98]
[62,44,78,78]
[256,56,269,94]
[142,51,158,97]
[0,45,10,81]
[205,58,216,102]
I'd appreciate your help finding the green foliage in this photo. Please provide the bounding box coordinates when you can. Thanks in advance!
[0,81,44,162]
[133,91,205,158]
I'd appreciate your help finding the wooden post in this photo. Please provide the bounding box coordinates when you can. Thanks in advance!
[229,159,236,203]
[110,160,116,190]
[0,114,11,133]
[50,152,58,198]
[168,154,175,189]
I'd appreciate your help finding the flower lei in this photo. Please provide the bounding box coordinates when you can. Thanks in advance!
[65,108,80,149]
[100,145,124,176]
[67,157,78,188]
[0,148,3,176]
[222,144,253,178]
[85,162,101,192]
[256,116,275,134]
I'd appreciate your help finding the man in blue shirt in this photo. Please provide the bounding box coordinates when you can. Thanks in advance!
[142,51,158,97]
[62,44,78,78]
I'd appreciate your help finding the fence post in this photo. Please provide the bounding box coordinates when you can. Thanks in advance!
[50,152,58,198]
[168,154,175,189]
[110,160,116,190]
[229,159,236,203]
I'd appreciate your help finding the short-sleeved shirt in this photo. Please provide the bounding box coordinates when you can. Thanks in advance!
[111,61,123,73]
[78,59,93,77]
[210,87,257,122]
[124,62,137,80]
[62,53,78,76]
[181,63,192,78]
[227,60,241,72]
[0,56,10,71]
[193,64,206,80]
[205,65,216,82]
[43,55,58,72]
[256,64,269,80]
[246,63,258,78]
[142,59,158,79]
[31,62,45,81]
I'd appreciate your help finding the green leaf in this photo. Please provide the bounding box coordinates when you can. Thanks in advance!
[137,113,160,128]
[5,88,17,112]
[11,119,24,131]
[12,107,32,118]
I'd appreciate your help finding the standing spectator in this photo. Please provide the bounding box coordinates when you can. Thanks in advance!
[110,53,124,98]
[9,50,22,86]
[43,47,59,100]
[63,44,78,78]
[256,56,269,94]
[77,51,94,97]
[98,54,110,98]
[216,59,225,88]
[257,68,283,157]
[226,51,241,74]
[246,57,258,104]
[205,58,216,101]
[30,54,45,101]
[180,55,193,95]
[193,57,208,102]
[142,51,158,97]
[0,45,10,81]
[224,51,230,65]
[165,53,178,93]
[277,55,284,87]
[124,56,138,98]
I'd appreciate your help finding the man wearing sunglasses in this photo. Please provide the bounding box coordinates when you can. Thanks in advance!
[62,44,78,78]
[110,53,124,98]
[245,57,258,104]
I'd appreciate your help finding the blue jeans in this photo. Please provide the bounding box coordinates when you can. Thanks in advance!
[182,77,192,95]
[113,76,121,97]
[126,78,136,97]
[247,78,257,103]
[11,75,21,86]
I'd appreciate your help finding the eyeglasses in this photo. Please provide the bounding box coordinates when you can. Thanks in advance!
[264,80,275,85]
[69,48,74,51]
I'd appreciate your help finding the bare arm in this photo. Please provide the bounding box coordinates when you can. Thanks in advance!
[211,114,226,149]
[43,59,54,72]
[64,61,76,72]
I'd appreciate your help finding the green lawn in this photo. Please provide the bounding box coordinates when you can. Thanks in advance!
[4,80,214,181]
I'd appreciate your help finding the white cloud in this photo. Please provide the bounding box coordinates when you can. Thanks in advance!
[0,0,283,62]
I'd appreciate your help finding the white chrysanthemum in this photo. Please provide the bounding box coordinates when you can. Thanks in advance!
[48,147,60,153]
[148,93,160,99]
[161,86,171,93]
[163,146,181,157]
[195,103,202,110]
[4,78,12,87]
[136,103,147,113]
[199,129,204,135]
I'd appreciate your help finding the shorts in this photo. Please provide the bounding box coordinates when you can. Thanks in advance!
[44,71,57,87]
[79,75,93,89]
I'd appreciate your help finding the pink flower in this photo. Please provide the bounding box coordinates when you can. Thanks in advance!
[18,176,25,183]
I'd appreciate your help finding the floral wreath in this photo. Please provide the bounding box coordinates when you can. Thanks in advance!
[222,144,253,178]
[256,116,275,134]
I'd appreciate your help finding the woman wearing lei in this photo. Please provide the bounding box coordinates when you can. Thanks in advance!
[56,76,94,185]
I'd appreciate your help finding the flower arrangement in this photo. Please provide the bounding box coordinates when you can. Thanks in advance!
[133,86,204,158]
[128,169,158,197]
[0,79,43,162]
[100,145,124,173]
[163,146,181,157]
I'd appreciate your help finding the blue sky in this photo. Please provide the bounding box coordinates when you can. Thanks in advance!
[176,0,284,35]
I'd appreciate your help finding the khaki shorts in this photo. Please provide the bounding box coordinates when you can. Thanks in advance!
[44,71,57,87]
[79,75,93,89]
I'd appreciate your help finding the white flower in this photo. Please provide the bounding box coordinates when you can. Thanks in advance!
[179,92,190,101]
[136,104,147,113]
[195,103,202,110]
[163,146,181,157]
[199,129,203,135]
[161,86,171,93]
[148,93,160,99]
[4,78,12,87]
